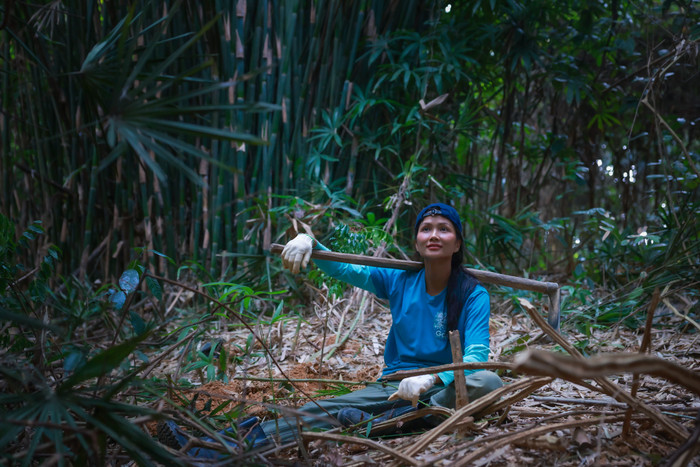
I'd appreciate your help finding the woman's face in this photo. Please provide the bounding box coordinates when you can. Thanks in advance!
[415,215,461,261]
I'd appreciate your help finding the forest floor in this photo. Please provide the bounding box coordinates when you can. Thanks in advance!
[153,288,700,466]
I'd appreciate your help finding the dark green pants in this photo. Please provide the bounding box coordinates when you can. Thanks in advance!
[260,370,503,445]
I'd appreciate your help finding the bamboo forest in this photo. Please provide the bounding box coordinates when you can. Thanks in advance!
[1,1,698,465]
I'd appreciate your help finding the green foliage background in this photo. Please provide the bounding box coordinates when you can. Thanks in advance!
[0,0,698,464]
[2,0,699,282]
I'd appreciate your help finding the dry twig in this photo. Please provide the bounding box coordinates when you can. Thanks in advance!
[301,431,421,466]
[452,414,639,467]
[389,376,552,466]
[624,287,661,436]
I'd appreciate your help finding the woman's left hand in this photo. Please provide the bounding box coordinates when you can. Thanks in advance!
[388,375,436,407]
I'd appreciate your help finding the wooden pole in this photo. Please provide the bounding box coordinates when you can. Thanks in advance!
[269,243,561,329]
[449,330,469,409]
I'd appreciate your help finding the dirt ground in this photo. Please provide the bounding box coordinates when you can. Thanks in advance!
[153,288,700,466]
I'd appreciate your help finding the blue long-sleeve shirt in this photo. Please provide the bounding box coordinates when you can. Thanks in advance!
[311,242,491,386]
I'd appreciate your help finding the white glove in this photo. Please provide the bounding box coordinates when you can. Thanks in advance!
[281,234,315,274]
[388,374,436,407]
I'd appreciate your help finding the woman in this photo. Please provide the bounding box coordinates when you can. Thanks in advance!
[263,202,502,444]
[158,203,502,455]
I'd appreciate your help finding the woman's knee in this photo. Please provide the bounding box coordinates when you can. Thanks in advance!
[467,370,503,399]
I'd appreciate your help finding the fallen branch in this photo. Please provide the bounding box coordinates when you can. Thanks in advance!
[390,376,552,465]
[362,406,455,437]
[269,244,559,293]
[522,401,700,414]
[384,361,514,380]
[664,298,700,332]
[231,376,373,386]
[531,396,631,408]
[664,409,700,467]
[269,244,562,327]
[452,414,637,467]
[513,349,700,396]
[516,298,689,441]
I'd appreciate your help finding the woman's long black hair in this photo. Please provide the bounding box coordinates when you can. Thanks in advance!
[446,230,480,332]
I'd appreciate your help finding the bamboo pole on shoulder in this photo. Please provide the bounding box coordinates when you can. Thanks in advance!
[269,243,561,329]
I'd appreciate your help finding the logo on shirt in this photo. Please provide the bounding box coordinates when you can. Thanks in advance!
[434,309,447,340]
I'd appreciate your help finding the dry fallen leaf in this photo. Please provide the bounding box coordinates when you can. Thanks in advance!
[573,427,593,448]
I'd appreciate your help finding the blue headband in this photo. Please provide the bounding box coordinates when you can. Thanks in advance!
[415,203,463,235]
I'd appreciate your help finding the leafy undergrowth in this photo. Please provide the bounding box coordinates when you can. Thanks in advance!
[152,288,700,466]
[1,213,696,465]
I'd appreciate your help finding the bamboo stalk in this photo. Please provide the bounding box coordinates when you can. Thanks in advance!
[269,243,561,328]
[449,330,469,408]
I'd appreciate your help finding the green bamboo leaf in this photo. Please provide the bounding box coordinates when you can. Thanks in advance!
[117,126,168,182]
[69,404,185,466]
[185,361,209,371]
[139,127,238,174]
[60,333,149,390]
[134,118,267,145]
[81,14,131,73]
[63,351,85,373]
[0,307,60,333]
[97,140,128,172]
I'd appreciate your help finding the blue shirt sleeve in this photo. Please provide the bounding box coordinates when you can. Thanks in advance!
[309,240,379,295]
[437,285,491,386]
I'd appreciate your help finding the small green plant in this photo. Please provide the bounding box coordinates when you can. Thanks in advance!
[308,218,385,298]
[183,340,229,383]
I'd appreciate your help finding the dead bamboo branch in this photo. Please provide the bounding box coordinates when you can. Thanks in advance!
[476,377,553,417]
[269,244,559,294]
[301,431,421,466]
[391,376,552,466]
[531,396,629,408]
[516,298,690,441]
[664,410,700,467]
[384,361,514,380]
[449,330,469,408]
[664,298,700,332]
[527,398,700,413]
[269,243,561,328]
[639,287,661,354]
[366,406,455,437]
[513,349,700,396]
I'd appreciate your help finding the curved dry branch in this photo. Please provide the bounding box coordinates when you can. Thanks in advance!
[391,376,552,466]
[516,298,689,441]
[301,431,421,466]
[452,414,637,467]
[513,349,700,396]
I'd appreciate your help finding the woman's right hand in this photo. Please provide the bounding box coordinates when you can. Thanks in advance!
[281,234,315,274]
